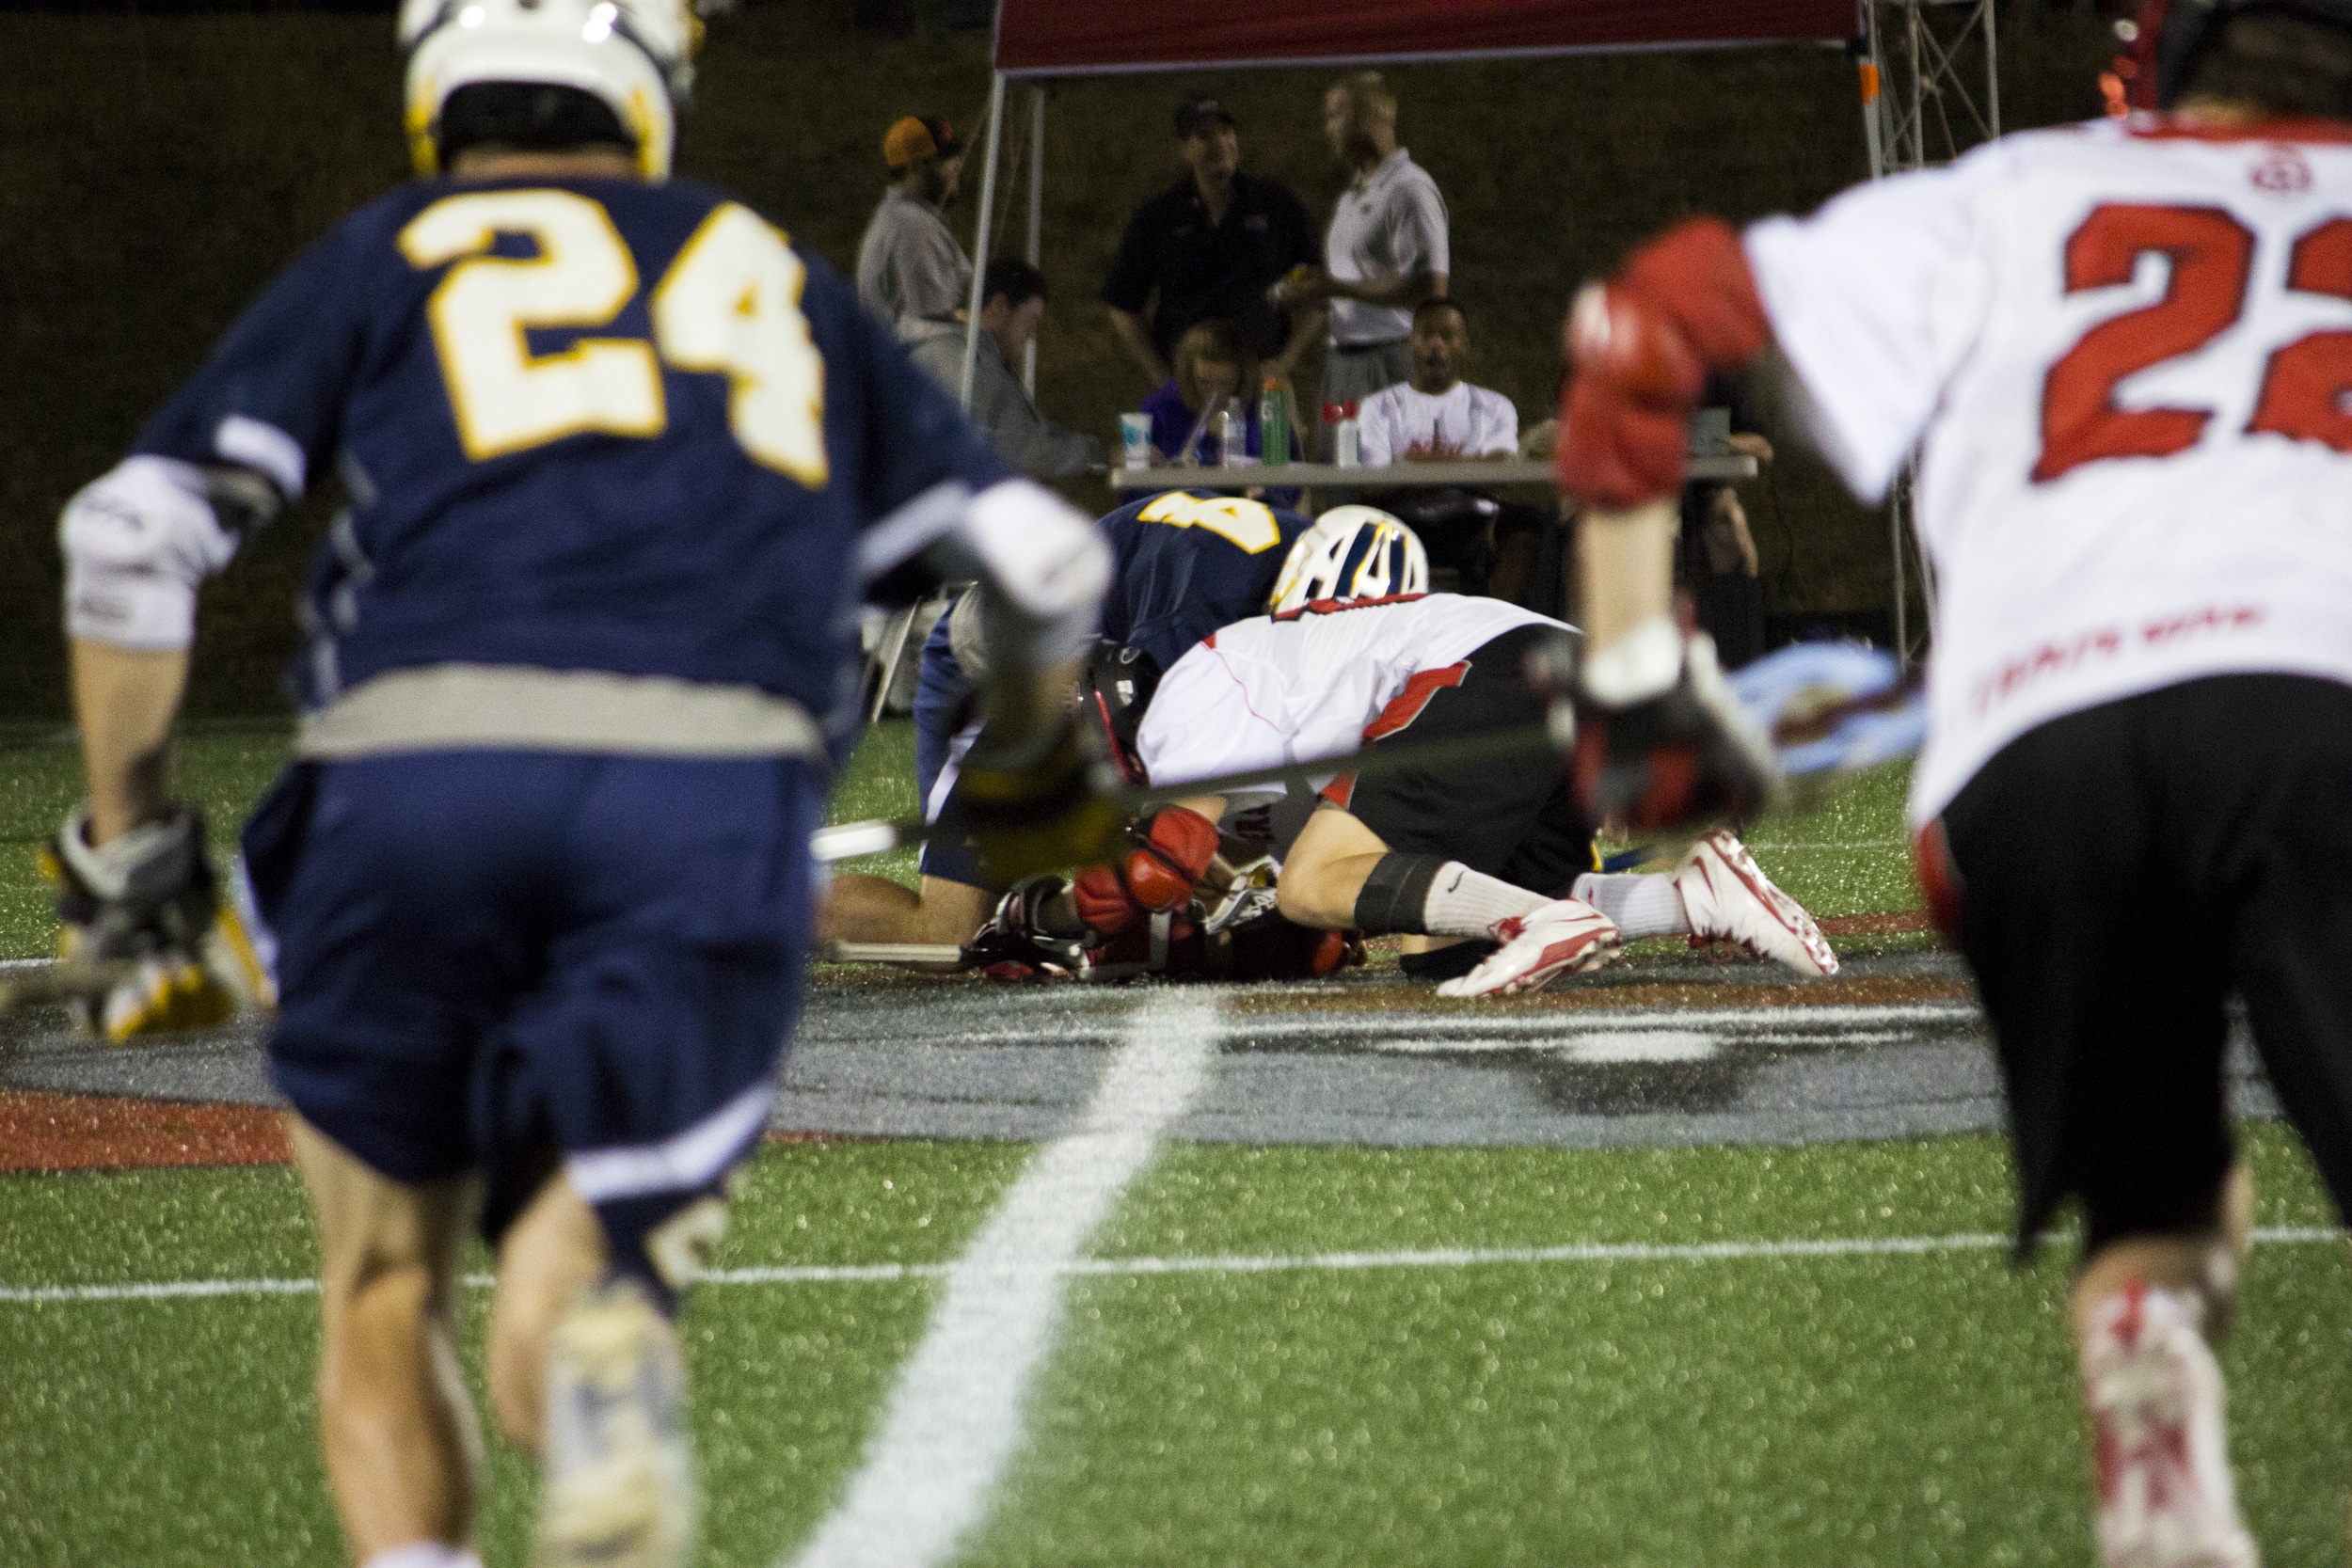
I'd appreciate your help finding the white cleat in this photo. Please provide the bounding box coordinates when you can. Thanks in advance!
[535,1278,697,1568]
[1673,830,1839,976]
[1436,899,1622,998]
[2083,1281,2259,1568]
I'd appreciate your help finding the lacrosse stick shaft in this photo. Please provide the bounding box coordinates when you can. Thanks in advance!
[818,942,970,966]
[0,958,139,1012]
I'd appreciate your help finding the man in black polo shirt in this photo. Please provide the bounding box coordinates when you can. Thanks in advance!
[1103,95,1321,389]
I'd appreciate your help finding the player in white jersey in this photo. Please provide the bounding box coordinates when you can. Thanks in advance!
[1552,4,2352,1560]
[1021,589,1836,993]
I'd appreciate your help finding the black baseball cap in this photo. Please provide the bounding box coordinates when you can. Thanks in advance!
[1173,96,1236,137]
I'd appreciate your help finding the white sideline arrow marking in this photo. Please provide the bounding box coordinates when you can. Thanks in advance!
[5,1227,2342,1306]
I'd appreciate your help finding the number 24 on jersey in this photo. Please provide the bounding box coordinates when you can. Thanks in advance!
[398,189,828,484]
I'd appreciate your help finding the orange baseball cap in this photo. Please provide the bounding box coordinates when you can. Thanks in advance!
[883,115,961,170]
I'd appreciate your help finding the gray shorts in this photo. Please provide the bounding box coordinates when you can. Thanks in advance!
[1322,339,1413,408]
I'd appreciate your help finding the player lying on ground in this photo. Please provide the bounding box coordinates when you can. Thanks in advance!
[1554,3,2352,1560]
[48,2,1114,1561]
[994,560,1837,995]
[819,491,1335,963]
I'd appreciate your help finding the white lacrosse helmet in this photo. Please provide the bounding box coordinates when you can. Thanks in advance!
[399,0,699,178]
[1266,506,1430,614]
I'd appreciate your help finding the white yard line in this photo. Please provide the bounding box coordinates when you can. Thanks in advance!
[784,991,1223,1568]
[6,1227,2342,1307]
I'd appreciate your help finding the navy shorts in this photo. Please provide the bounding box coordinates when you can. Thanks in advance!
[912,614,987,890]
[243,751,818,1252]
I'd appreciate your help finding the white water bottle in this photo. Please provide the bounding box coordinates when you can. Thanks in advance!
[1334,418,1361,467]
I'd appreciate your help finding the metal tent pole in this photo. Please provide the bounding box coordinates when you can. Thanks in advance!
[960,73,1009,412]
[1023,84,1046,396]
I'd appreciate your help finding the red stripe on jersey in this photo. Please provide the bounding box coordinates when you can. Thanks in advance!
[2126,114,2352,147]
[1272,592,1429,623]
[1318,660,1471,810]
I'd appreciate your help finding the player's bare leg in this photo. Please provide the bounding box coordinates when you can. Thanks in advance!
[817,873,992,964]
[1278,804,1620,995]
[485,1173,609,1452]
[2070,1164,2259,1568]
[291,1116,483,1566]
[491,1172,701,1568]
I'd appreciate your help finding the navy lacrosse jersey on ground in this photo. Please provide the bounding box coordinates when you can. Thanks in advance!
[1092,489,1310,672]
[133,173,1011,727]
[914,489,1309,888]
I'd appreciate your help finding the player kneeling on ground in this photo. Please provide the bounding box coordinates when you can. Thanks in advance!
[49,3,1114,1561]
[995,515,1836,994]
[1554,3,2352,1560]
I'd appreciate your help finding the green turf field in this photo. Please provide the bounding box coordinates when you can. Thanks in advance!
[0,717,1922,962]
[3,1128,2347,1565]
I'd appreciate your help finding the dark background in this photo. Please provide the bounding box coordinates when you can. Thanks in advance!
[0,1,2113,717]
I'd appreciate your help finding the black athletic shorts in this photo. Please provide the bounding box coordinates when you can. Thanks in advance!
[1321,624,1597,896]
[1938,673,2352,1252]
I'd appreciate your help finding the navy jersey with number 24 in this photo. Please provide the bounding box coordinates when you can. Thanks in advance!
[132,174,1009,724]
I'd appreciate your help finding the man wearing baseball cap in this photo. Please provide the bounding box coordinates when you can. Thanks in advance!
[856,113,972,330]
[1102,94,1320,388]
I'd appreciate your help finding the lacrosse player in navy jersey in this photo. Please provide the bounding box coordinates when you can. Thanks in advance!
[1553,3,2352,1560]
[821,486,1317,954]
[47,1,1113,1562]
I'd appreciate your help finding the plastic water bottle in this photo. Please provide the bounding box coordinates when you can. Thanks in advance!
[1334,418,1361,467]
[1258,378,1291,467]
[1218,397,1256,467]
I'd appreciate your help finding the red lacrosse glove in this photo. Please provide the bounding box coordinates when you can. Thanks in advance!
[1069,806,1222,937]
[1558,217,1770,511]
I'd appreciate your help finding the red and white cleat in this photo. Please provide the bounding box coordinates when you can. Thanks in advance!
[2083,1281,2259,1568]
[1674,830,1838,976]
[1436,900,1622,998]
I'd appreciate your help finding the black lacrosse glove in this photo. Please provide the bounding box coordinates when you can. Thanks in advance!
[963,875,1092,980]
[941,713,1131,888]
[1529,620,1781,832]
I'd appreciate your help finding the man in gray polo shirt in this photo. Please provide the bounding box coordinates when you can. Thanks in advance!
[1274,71,1451,421]
[856,115,971,329]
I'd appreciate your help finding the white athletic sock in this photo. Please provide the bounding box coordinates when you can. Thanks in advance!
[1571,872,1691,940]
[361,1544,484,1568]
[1421,862,1547,938]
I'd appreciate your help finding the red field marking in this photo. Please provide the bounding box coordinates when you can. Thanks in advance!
[0,1090,879,1175]
[0,1090,291,1174]
[1819,911,1933,936]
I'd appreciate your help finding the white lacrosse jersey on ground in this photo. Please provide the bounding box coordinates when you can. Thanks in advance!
[1137,593,1561,799]
[1357,380,1519,465]
[1744,115,2352,824]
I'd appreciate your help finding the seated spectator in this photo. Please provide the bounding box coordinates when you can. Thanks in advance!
[1142,318,1262,465]
[1357,299,1517,465]
[1354,301,1540,601]
[1133,320,1299,507]
[903,259,1104,480]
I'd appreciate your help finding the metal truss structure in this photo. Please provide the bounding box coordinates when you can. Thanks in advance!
[1862,0,2003,667]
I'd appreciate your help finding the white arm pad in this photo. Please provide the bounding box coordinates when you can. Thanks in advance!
[59,457,243,650]
[958,479,1111,667]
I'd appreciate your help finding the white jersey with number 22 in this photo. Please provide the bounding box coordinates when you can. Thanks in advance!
[1746,116,2352,824]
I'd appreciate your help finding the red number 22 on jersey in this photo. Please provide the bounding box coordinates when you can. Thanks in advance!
[2036,204,2352,483]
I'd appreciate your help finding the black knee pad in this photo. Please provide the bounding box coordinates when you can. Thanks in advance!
[1353,853,1446,934]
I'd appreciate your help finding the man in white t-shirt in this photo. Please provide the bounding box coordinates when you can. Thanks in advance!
[1271,71,1450,419]
[1550,5,2352,1562]
[1357,299,1518,465]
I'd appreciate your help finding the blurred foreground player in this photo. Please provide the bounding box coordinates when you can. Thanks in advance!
[1556,5,2352,1560]
[49,1,1110,1561]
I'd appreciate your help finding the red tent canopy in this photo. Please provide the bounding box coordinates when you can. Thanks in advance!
[994,0,1860,77]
